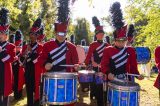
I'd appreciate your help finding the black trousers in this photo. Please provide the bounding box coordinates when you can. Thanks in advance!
[13,64,22,100]
[95,84,104,106]
[80,81,104,106]
[0,95,9,106]
[25,77,35,106]
[90,75,104,106]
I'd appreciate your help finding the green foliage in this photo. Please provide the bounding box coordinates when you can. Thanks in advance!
[125,0,160,58]
[74,18,92,45]
[0,0,57,40]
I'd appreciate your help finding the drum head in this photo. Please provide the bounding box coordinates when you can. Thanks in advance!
[43,72,77,79]
[78,70,95,74]
[76,45,86,64]
[108,80,140,91]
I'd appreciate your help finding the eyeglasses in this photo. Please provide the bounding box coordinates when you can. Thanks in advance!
[115,39,127,43]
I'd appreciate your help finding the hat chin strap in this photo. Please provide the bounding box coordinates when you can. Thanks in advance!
[57,32,66,36]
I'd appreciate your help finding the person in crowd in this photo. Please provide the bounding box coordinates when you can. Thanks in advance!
[84,16,110,106]
[0,8,16,106]
[11,30,25,100]
[101,2,143,82]
[24,18,43,106]
[38,0,78,106]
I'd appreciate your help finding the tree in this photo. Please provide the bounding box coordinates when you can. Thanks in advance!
[74,18,92,45]
[0,0,57,40]
[125,0,160,57]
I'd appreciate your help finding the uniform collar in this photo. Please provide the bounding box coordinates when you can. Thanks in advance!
[55,39,65,46]
[97,40,103,43]
[115,46,124,50]
[0,41,7,46]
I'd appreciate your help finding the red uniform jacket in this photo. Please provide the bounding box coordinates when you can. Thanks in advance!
[0,42,16,97]
[154,46,160,89]
[101,46,140,75]
[38,40,79,72]
[34,45,43,101]
[85,41,110,66]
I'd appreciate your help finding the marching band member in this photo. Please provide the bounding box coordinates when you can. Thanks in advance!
[34,19,45,106]
[38,1,78,106]
[84,16,110,106]
[24,18,43,106]
[0,8,16,106]
[105,36,110,45]
[70,34,75,44]
[11,30,25,100]
[154,46,160,98]
[101,2,143,82]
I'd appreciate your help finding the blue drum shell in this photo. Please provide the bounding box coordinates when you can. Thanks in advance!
[107,81,140,106]
[42,72,77,105]
[79,74,94,83]
[95,74,104,84]
[135,47,151,64]
[78,70,95,83]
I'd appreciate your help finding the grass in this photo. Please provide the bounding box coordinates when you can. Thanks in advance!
[10,73,160,106]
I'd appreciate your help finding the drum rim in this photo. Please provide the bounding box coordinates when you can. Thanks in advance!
[108,81,140,91]
[78,70,95,74]
[43,99,77,105]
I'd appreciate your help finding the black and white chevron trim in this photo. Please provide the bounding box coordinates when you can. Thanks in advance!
[96,43,106,58]
[49,42,67,66]
[111,48,128,69]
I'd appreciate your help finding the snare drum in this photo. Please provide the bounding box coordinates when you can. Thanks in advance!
[135,47,151,64]
[78,70,95,83]
[95,72,104,84]
[107,81,140,106]
[41,72,77,105]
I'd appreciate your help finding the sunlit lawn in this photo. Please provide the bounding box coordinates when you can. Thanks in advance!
[10,73,160,106]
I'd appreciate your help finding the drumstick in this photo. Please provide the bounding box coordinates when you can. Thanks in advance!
[127,73,148,78]
[59,64,86,67]
[127,73,140,77]
[114,78,124,82]
[59,64,75,67]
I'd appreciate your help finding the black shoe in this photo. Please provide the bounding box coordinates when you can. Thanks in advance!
[34,100,40,106]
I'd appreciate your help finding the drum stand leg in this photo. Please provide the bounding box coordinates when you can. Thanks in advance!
[103,82,108,106]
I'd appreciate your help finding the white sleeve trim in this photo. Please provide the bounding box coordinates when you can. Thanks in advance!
[2,55,10,62]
